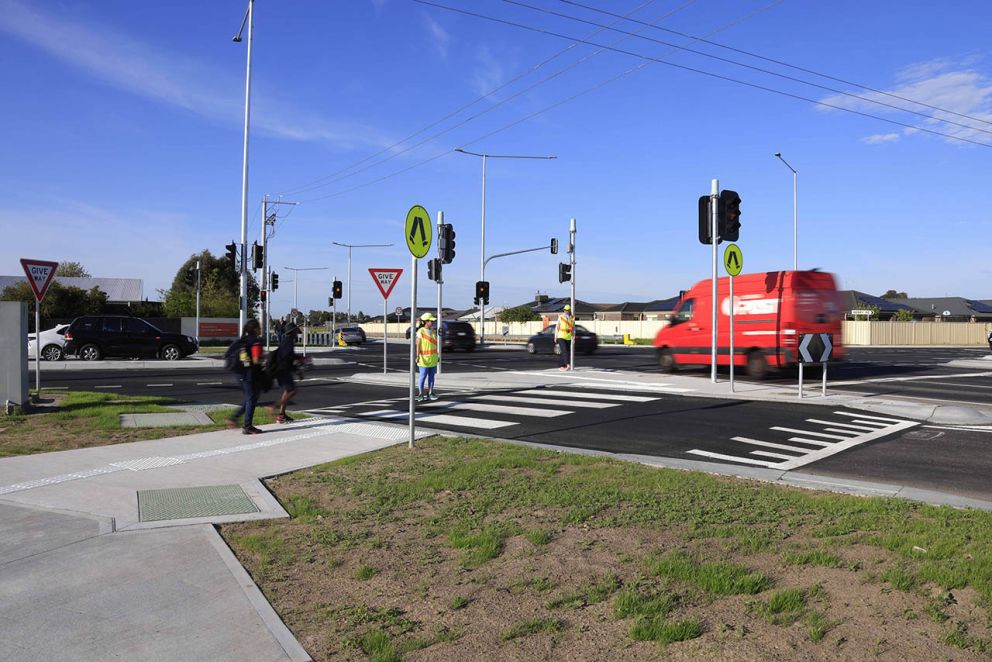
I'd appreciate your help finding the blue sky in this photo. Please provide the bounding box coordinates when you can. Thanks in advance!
[2,0,991,318]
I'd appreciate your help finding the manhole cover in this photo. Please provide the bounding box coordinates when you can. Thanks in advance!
[137,484,259,522]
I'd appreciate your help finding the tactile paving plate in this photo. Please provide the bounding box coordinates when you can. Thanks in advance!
[137,484,259,522]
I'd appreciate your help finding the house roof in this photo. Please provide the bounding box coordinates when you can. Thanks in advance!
[839,290,915,314]
[598,301,650,313]
[530,297,600,314]
[0,276,144,302]
[644,296,682,312]
[889,297,992,317]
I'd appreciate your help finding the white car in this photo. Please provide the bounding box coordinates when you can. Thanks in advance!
[27,324,69,361]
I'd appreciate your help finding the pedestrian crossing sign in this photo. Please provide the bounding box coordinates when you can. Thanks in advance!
[405,205,432,258]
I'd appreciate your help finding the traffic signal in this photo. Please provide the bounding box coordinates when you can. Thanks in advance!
[697,195,715,245]
[252,242,263,270]
[332,280,343,299]
[260,290,267,302]
[225,241,238,267]
[328,297,333,307]
[438,224,456,264]
[558,262,572,283]
[718,189,742,242]
[474,280,490,305]
[271,272,279,290]
[427,258,441,282]
[550,238,558,255]
[186,266,196,282]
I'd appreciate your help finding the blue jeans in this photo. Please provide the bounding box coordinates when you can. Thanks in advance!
[231,374,259,427]
[557,339,571,367]
[419,366,436,392]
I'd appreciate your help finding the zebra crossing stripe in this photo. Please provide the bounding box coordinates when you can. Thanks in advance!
[834,411,906,424]
[478,395,618,409]
[422,401,569,417]
[770,427,850,440]
[360,409,515,430]
[732,436,812,453]
[806,419,879,432]
[516,390,658,403]
[686,450,776,467]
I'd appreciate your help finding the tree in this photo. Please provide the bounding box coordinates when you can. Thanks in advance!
[853,301,881,321]
[893,308,914,321]
[881,289,908,299]
[0,281,108,330]
[498,305,539,323]
[56,261,91,278]
[159,249,259,318]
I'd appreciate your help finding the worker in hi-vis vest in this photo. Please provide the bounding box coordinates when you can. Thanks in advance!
[416,311,440,401]
[555,304,574,370]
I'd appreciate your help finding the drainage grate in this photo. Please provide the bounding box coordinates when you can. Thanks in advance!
[137,484,259,522]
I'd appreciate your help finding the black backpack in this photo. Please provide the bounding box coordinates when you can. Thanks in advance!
[223,338,245,372]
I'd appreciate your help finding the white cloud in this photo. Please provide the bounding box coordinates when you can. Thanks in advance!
[423,14,450,58]
[862,133,900,144]
[819,56,992,146]
[0,0,390,150]
[472,45,506,98]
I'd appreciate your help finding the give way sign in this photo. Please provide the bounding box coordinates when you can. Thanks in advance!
[20,258,60,302]
[368,268,402,300]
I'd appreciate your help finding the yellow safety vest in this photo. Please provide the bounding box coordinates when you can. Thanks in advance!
[556,314,573,341]
[417,327,439,368]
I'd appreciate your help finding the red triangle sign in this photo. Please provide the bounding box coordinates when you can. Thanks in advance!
[368,268,403,300]
[20,258,60,302]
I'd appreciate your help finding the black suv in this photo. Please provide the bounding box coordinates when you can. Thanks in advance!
[442,321,476,351]
[64,315,199,361]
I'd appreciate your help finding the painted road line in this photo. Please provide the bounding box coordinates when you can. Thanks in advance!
[775,418,918,470]
[508,371,694,393]
[770,427,850,440]
[422,401,569,418]
[41,386,68,390]
[827,370,992,387]
[360,409,515,430]
[94,385,122,389]
[833,412,908,424]
[732,437,813,453]
[478,395,619,409]
[517,389,658,403]
[750,450,796,461]
[823,428,867,437]
[686,450,776,467]
[849,419,893,428]
[196,382,223,386]
[786,437,834,447]
[147,383,174,387]
[806,419,879,432]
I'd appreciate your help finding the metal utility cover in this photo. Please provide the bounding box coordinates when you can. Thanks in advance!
[138,485,259,522]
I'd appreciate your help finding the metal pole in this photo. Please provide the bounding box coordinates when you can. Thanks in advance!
[437,211,444,375]
[711,178,719,383]
[331,275,337,346]
[821,362,827,397]
[383,296,388,374]
[793,169,798,270]
[195,260,201,346]
[260,197,268,349]
[408,255,418,449]
[480,154,486,345]
[237,0,254,337]
[798,362,804,399]
[347,246,352,325]
[265,266,271,348]
[34,304,40,396]
[729,274,734,392]
[569,217,576,372]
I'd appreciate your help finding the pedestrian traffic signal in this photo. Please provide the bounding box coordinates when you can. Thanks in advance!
[271,273,279,290]
[438,224,456,264]
[474,280,490,306]
[261,290,267,302]
[332,280,343,299]
[550,238,558,255]
[719,189,742,242]
[186,266,196,282]
[328,297,332,307]
[558,262,572,283]
[427,258,442,282]
[252,242,263,270]
[697,195,716,245]
[225,241,238,267]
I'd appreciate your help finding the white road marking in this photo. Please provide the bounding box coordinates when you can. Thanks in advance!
[849,419,892,428]
[770,427,850,440]
[147,383,174,387]
[834,411,918,424]
[478,395,618,409]
[806,419,879,432]
[732,437,813,453]
[422,401,568,417]
[196,382,223,386]
[94,385,122,389]
[751,450,796,460]
[786,437,834,447]
[360,409,514,430]
[517,389,658,403]
[686,450,775,467]
[508,371,694,393]
[828,370,992,387]
[41,386,68,390]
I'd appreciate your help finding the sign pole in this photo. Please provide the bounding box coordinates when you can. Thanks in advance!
[569,217,576,372]
[798,362,804,399]
[331,276,337,347]
[20,259,59,401]
[437,210,444,376]
[383,295,388,374]
[710,179,719,383]
[729,274,735,392]
[409,254,418,449]
[35,304,41,397]
[822,362,827,397]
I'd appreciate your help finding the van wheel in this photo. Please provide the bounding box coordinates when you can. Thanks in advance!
[658,349,677,373]
[746,351,768,379]
[80,344,102,361]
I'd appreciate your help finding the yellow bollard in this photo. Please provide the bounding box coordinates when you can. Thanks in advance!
[337,332,346,347]
[623,333,635,345]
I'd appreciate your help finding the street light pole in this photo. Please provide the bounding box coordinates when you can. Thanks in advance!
[194,260,201,345]
[454,148,556,344]
[774,152,799,271]
[332,242,393,325]
[233,0,254,336]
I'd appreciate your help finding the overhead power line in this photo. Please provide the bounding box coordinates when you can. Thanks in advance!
[414,0,992,148]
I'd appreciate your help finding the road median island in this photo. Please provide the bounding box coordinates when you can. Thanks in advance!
[221,436,992,660]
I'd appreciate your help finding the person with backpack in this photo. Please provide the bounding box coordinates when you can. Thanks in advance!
[226,319,265,435]
[269,322,307,423]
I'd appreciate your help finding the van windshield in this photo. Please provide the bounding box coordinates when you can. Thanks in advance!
[670,299,694,325]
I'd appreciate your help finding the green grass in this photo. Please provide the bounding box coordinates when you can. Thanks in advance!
[449,596,469,610]
[753,588,807,625]
[629,617,704,644]
[881,564,919,592]
[501,618,565,641]
[355,564,379,581]
[545,573,621,609]
[613,587,679,620]
[647,551,771,596]
[783,549,846,569]
[525,529,553,546]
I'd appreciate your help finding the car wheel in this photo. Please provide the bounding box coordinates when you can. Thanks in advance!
[80,344,102,361]
[658,348,677,373]
[526,342,536,355]
[161,344,182,361]
[41,344,64,361]
[746,351,768,379]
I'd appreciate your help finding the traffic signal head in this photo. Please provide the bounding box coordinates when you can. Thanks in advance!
[332,280,343,299]
[550,238,558,255]
[697,195,714,245]
[558,262,572,283]
[439,224,456,264]
[427,258,442,282]
[225,241,238,266]
[474,280,490,305]
[261,290,267,302]
[271,272,279,290]
[252,242,263,270]
[719,189,742,242]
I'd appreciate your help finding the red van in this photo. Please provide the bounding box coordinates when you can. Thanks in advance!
[653,270,844,378]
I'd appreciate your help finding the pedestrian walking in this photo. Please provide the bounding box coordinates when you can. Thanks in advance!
[556,304,574,370]
[987,327,992,352]
[227,319,265,435]
[269,322,307,423]
[416,312,439,402]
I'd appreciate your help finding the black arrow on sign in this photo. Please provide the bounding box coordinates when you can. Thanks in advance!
[409,216,428,247]
[728,251,740,269]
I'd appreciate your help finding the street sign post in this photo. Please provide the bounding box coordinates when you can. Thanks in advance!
[723,244,742,391]
[798,333,833,398]
[369,268,403,374]
[20,258,59,398]
[405,205,432,449]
